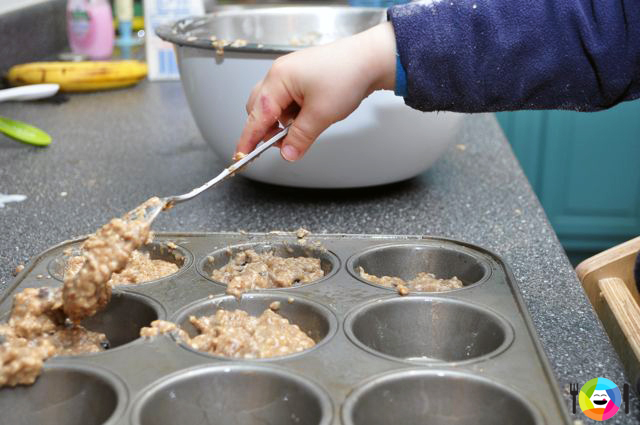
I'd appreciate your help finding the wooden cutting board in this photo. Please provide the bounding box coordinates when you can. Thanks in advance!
[577,236,640,393]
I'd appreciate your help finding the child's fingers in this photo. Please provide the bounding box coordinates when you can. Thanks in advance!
[280,107,330,161]
[236,82,292,155]
[279,103,301,127]
[245,80,263,114]
[263,122,282,143]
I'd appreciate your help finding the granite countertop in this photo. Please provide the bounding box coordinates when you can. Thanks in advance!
[0,81,635,422]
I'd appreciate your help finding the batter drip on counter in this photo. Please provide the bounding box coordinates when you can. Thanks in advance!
[141,307,315,358]
[358,267,463,295]
[211,249,324,298]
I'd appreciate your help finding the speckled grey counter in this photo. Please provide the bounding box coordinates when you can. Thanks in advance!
[0,82,636,423]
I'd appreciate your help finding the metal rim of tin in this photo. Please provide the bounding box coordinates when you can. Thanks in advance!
[343,295,515,366]
[53,290,166,358]
[129,363,334,425]
[345,241,493,294]
[28,361,129,425]
[154,6,385,55]
[46,241,194,287]
[341,368,545,425]
[168,292,339,362]
[196,241,341,291]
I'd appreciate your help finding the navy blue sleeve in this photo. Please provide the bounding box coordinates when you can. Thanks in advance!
[388,0,640,112]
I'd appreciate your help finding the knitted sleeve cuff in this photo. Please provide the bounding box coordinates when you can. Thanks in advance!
[394,54,408,97]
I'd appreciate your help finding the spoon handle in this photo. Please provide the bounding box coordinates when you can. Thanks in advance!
[0,84,60,102]
[165,125,290,206]
[123,125,290,226]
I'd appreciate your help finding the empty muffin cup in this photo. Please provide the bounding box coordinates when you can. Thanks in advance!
[347,242,490,292]
[198,242,339,288]
[48,241,191,284]
[343,369,542,425]
[132,364,332,425]
[172,293,337,359]
[345,297,512,363]
[78,292,162,351]
[0,363,126,425]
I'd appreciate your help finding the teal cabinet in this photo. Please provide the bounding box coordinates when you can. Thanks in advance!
[497,100,640,255]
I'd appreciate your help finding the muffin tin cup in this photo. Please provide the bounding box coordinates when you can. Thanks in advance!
[347,242,492,293]
[74,291,165,353]
[344,296,514,365]
[47,241,193,287]
[130,364,333,425]
[171,292,338,361]
[342,369,544,425]
[0,232,572,424]
[0,291,164,358]
[0,362,128,425]
[197,241,340,290]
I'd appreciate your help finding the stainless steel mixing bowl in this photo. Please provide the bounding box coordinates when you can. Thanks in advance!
[157,7,464,188]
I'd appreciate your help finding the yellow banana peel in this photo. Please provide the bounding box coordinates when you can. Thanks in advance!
[7,60,148,92]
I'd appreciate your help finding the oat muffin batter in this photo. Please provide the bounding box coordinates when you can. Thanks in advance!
[62,197,160,322]
[139,319,186,338]
[141,307,315,358]
[0,287,108,387]
[212,249,324,298]
[2,197,166,387]
[66,250,179,286]
[358,267,463,295]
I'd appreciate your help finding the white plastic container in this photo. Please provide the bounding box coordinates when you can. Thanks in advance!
[143,0,204,80]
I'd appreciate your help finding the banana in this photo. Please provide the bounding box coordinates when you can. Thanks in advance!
[7,60,148,92]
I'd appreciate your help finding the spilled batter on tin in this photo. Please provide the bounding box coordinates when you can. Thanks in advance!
[1,197,164,387]
[0,287,108,387]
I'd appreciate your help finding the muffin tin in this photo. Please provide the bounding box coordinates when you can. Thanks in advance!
[0,232,571,425]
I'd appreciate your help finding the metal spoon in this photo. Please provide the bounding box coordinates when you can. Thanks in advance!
[124,125,290,224]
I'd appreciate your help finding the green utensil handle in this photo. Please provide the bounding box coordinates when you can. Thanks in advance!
[0,116,51,147]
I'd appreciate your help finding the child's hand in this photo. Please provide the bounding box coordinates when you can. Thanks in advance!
[235,22,397,161]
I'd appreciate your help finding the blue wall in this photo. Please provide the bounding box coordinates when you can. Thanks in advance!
[497,100,640,256]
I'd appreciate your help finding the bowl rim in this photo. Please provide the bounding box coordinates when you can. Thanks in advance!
[155,6,386,55]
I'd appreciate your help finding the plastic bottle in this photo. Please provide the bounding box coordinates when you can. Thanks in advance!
[67,0,115,59]
[115,0,134,58]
